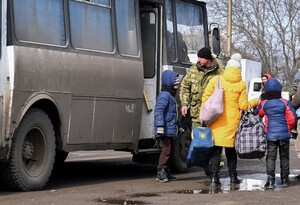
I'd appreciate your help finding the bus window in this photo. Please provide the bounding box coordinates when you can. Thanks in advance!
[165,0,176,62]
[175,0,205,63]
[12,0,66,46]
[0,1,1,58]
[69,0,113,52]
[92,0,110,5]
[177,31,190,63]
[140,11,156,78]
[78,0,110,5]
[115,0,138,56]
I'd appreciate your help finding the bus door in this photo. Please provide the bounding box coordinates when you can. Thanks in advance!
[139,5,161,140]
[0,1,3,108]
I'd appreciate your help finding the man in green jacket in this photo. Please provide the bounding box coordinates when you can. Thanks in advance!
[180,47,223,129]
[289,71,300,101]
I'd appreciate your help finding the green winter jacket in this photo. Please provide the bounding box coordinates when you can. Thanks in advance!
[179,58,223,124]
[289,82,300,100]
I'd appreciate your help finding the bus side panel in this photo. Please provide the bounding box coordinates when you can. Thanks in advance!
[113,101,135,143]
[67,98,94,144]
[67,99,136,145]
[10,46,144,151]
[92,100,115,144]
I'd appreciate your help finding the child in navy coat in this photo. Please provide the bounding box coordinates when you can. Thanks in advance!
[154,70,180,183]
[256,78,296,188]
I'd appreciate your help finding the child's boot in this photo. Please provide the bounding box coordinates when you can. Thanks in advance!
[264,175,275,189]
[291,129,298,139]
[281,176,290,187]
[156,169,169,183]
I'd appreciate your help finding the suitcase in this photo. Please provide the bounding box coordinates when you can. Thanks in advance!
[187,126,214,168]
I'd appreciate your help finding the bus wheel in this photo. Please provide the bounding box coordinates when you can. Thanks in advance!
[171,128,191,172]
[5,109,56,191]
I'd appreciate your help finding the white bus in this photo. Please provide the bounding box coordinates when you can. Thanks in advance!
[0,0,220,190]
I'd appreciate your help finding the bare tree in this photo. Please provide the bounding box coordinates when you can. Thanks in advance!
[206,0,300,87]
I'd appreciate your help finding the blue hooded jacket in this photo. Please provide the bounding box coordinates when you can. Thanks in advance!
[257,78,296,141]
[154,70,179,137]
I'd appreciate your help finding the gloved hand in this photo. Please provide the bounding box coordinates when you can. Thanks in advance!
[157,127,164,134]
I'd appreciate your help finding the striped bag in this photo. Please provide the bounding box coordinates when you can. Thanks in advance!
[235,111,266,159]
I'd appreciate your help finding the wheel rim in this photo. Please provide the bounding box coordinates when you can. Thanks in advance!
[22,126,48,177]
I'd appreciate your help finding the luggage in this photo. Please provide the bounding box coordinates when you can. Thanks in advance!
[200,76,224,125]
[187,126,214,168]
[235,111,266,159]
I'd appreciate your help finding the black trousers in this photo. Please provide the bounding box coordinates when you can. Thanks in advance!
[266,140,290,178]
[210,146,237,174]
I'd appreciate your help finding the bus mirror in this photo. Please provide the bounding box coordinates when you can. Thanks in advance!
[210,23,221,56]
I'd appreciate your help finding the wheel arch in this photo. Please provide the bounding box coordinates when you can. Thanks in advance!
[15,93,63,150]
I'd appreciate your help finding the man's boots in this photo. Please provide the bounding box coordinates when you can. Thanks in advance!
[229,171,240,184]
[210,172,221,186]
[204,166,213,177]
[264,175,275,189]
[166,169,176,181]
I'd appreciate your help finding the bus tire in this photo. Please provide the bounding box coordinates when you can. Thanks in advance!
[4,109,56,191]
[171,128,191,172]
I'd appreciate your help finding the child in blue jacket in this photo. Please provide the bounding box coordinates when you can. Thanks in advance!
[154,70,180,183]
[256,78,296,189]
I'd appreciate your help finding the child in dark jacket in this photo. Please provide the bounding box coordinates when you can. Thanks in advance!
[256,78,297,189]
[154,70,180,183]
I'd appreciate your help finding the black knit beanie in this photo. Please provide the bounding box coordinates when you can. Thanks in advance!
[197,47,212,60]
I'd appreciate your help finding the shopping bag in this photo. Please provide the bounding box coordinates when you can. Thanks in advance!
[235,110,266,159]
[200,76,224,125]
[187,126,214,168]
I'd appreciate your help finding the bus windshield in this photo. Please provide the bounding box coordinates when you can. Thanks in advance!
[166,0,205,64]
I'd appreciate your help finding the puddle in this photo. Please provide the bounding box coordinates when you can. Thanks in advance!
[96,192,159,204]
[130,193,160,197]
[172,171,300,195]
[96,171,300,203]
[96,198,148,205]
[171,178,275,195]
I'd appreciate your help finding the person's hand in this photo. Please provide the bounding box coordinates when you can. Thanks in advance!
[181,106,188,117]
[157,127,164,134]
[256,98,261,104]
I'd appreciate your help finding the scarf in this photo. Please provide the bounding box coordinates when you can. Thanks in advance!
[265,91,282,100]
[161,85,177,97]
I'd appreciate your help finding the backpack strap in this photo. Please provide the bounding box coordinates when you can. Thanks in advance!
[260,100,267,112]
[280,98,296,131]
[279,98,288,106]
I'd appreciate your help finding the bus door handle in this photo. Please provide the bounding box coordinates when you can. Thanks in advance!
[143,90,153,112]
